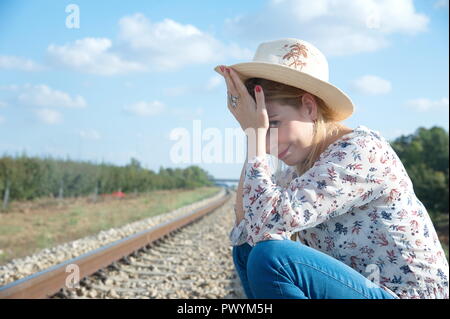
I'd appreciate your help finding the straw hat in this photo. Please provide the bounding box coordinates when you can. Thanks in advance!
[214,38,354,121]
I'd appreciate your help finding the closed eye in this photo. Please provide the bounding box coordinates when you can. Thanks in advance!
[269,120,280,128]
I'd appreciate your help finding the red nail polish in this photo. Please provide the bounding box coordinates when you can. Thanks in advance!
[255,85,261,93]
[219,66,224,72]
[226,67,230,73]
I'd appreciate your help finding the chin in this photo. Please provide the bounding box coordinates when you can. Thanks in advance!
[283,153,304,166]
[282,156,297,166]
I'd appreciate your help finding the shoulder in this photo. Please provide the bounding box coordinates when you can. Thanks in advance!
[352,125,389,146]
[350,125,392,158]
[310,125,392,175]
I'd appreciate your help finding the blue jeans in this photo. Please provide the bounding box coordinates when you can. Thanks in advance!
[232,240,399,299]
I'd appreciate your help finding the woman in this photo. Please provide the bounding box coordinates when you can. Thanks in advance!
[214,38,449,299]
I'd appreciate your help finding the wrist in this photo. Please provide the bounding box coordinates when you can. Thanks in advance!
[256,128,266,157]
[246,128,267,159]
[234,206,244,225]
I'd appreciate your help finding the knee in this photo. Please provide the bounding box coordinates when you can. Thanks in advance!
[248,241,277,264]
[246,240,291,295]
[248,239,299,263]
[247,240,307,275]
[247,240,284,277]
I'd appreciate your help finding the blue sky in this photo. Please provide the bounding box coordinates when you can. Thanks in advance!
[0,0,448,179]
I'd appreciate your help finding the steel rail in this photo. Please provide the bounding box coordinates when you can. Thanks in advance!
[0,190,231,299]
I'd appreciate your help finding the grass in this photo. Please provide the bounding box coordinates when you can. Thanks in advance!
[0,186,221,265]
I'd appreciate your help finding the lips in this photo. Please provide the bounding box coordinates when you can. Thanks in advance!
[278,145,290,159]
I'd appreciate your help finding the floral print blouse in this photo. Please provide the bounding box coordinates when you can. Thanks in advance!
[230,125,449,299]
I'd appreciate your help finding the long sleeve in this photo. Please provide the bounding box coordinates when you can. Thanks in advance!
[229,207,248,246]
[229,160,293,246]
[242,133,388,246]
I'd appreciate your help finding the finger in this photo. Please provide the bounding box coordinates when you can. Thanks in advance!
[214,65,224,75]
[215,65,226,79]
[216,65,228,77]
[222,67,238,96]
[227,67,248,94]
[215,65,238,97]
[254,85,266,112]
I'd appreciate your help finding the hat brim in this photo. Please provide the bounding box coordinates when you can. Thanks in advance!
[214,62,354,122]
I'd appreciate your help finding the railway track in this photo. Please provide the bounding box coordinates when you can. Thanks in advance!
[0,189,245,299]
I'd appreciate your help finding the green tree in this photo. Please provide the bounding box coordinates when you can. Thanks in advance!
[391,126,449,216]
[0,153,215,205]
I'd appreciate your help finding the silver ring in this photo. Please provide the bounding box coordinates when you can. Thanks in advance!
[228,92,239,108]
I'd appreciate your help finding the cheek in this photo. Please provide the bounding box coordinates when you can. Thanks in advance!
[278,122,295,144]
[291,123,314,145]
[281,122,301,142]
[266,125,290,152]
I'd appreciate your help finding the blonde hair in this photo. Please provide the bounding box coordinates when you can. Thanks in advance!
[245,78,346,176]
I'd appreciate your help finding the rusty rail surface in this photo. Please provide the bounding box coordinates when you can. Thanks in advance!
[0,190,231,299]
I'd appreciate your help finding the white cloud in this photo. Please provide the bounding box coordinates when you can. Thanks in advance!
[225,0,429,56]
[0,84,86,124]
[206,75,222,90]
[47,38,145,75]
[0,55,44,71]
[16,84,87,108]
[163,86,190,97]
[163,75,225,96]
[170,107,204,120]
[405,97,449,112]
[434,0,449,9]
[35,108,62,124]
[43,14,252,75]
[124,100,165,117]
[0,85,19,91]
[117,14,252,71]
[79,129,101,140]
[352,75,392,95]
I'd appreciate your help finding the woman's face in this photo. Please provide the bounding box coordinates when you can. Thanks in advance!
[265,94,318,166]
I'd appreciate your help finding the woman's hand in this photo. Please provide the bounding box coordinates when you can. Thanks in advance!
[217,65,269,132]
[217,65,269,157]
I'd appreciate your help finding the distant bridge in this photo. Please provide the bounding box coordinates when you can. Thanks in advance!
[212,178,239,183]
[209,178,239,188]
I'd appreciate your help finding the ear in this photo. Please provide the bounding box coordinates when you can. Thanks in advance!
[300,93,318,121]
